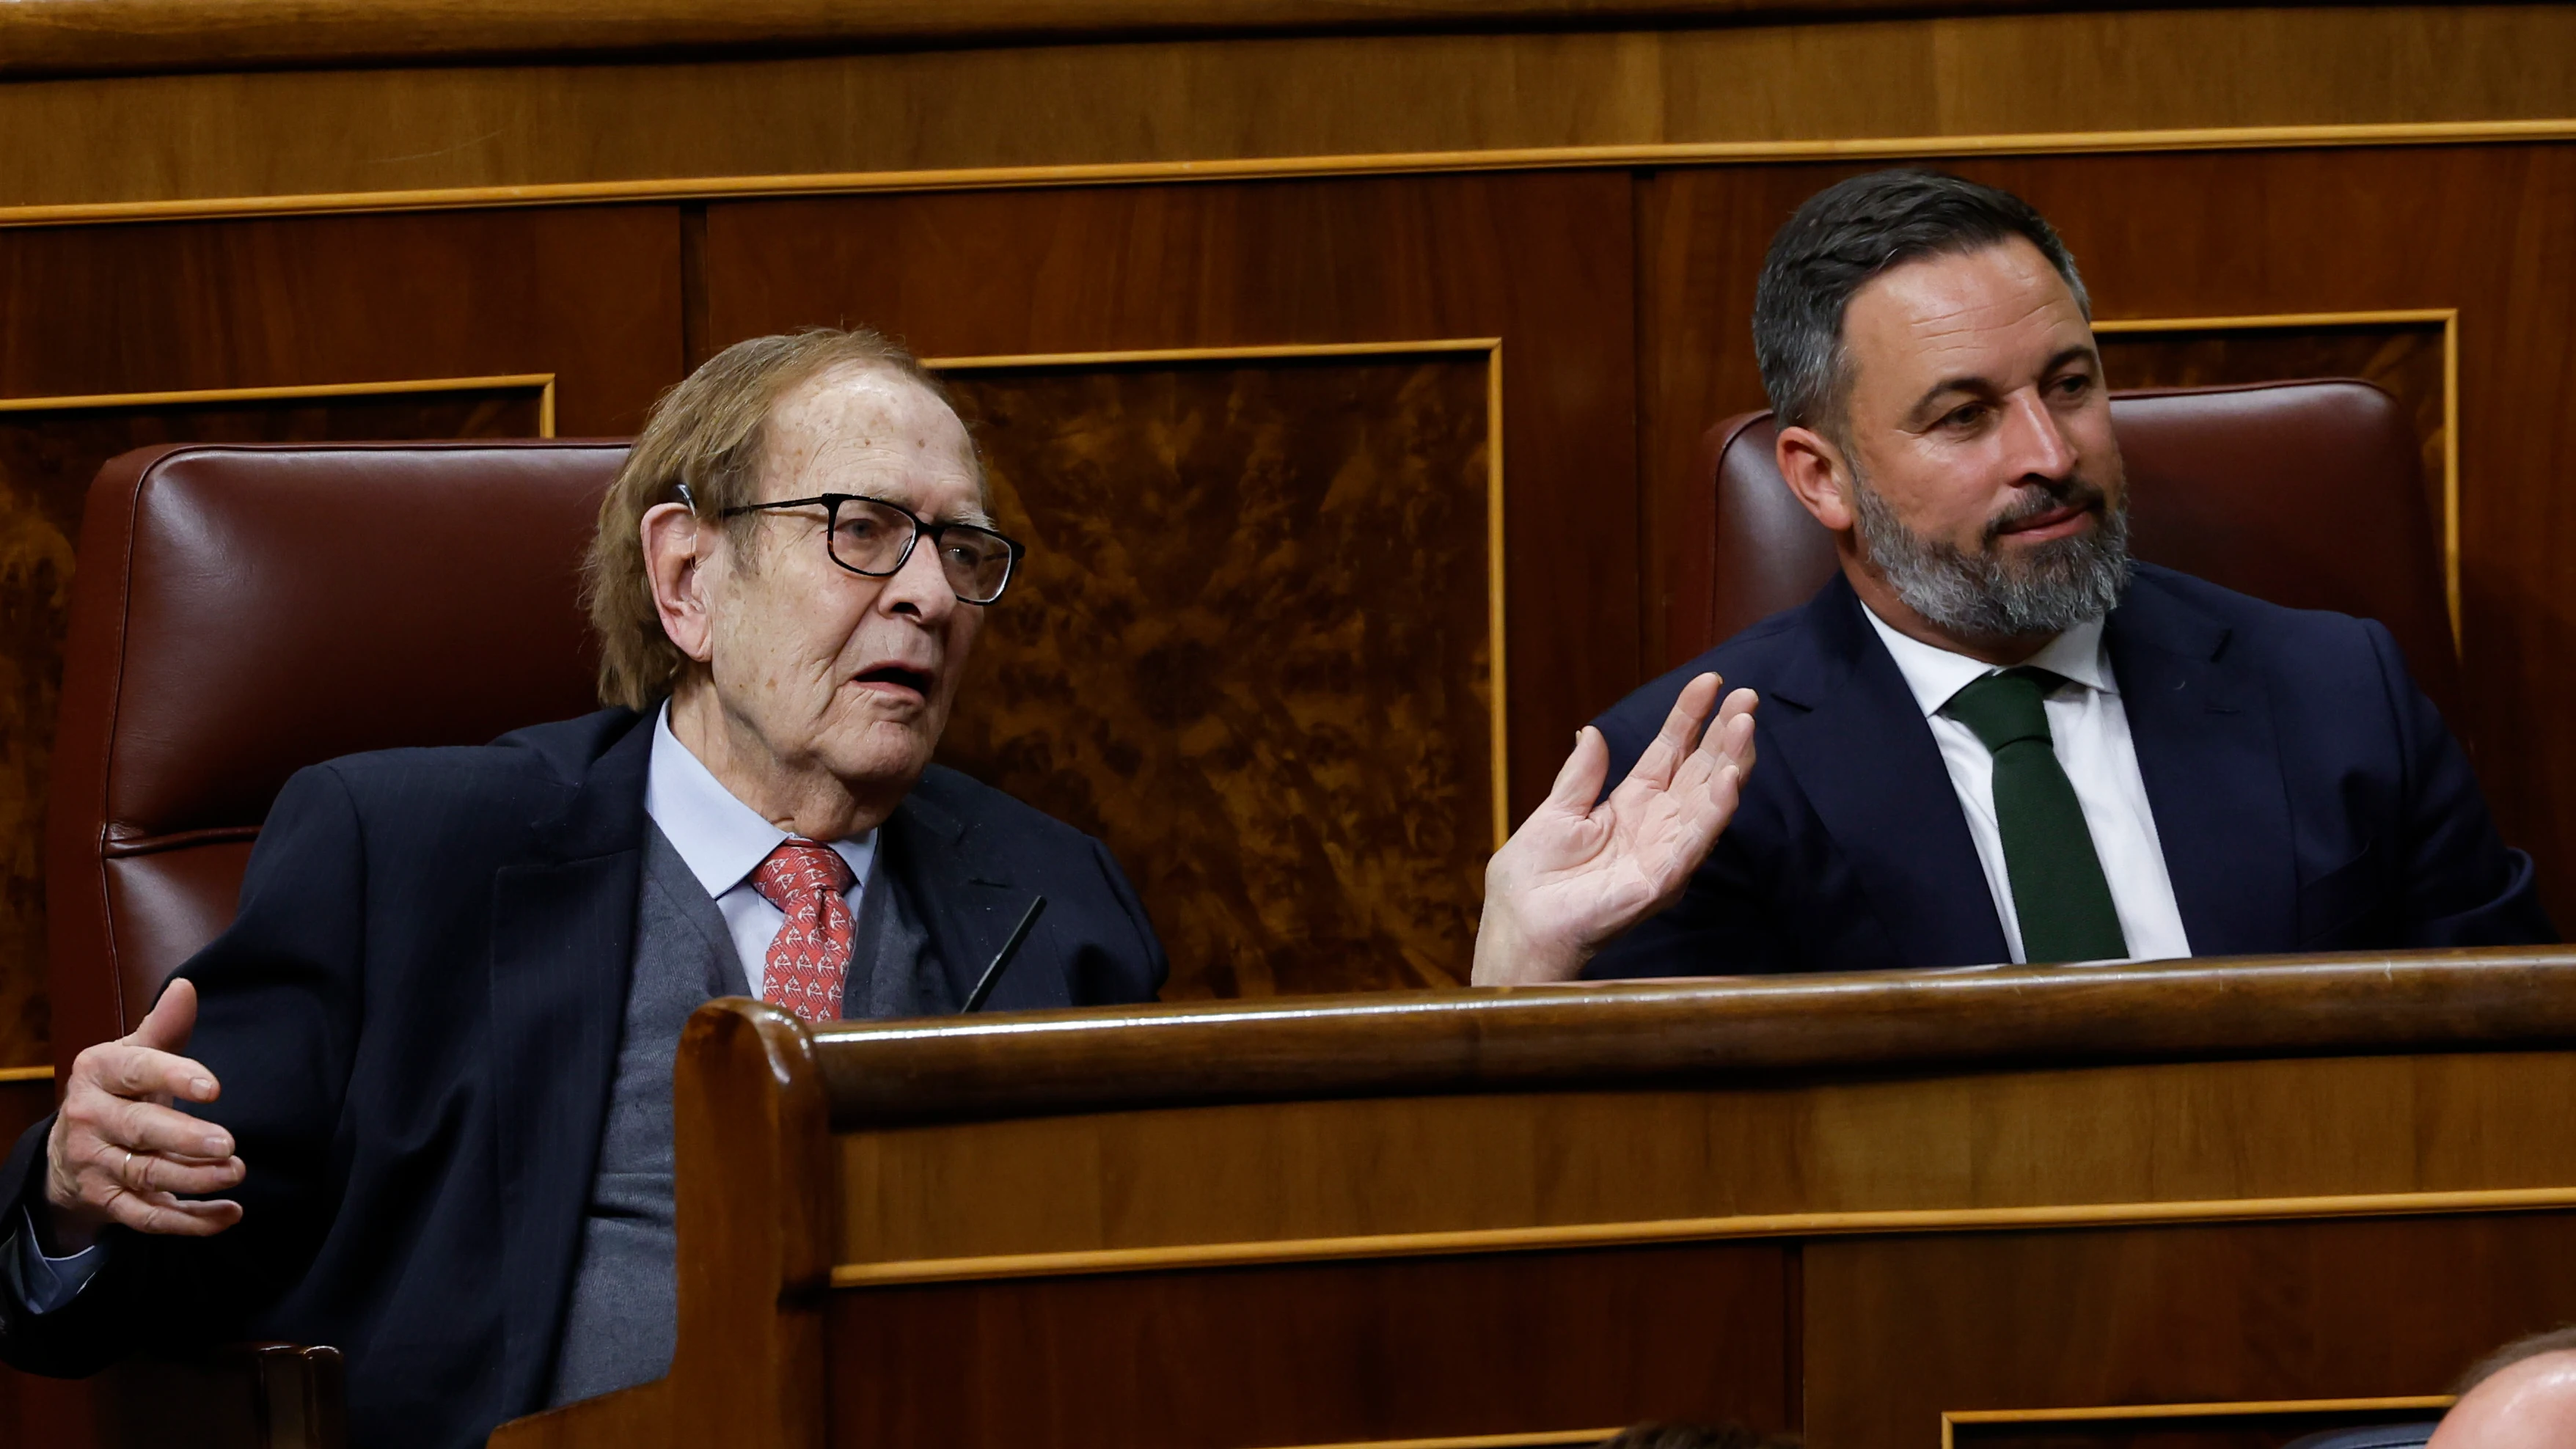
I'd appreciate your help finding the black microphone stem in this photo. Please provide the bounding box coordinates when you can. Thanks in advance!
[961,895,1046,1013]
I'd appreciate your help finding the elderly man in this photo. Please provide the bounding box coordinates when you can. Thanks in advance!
[0,328,1754,1446]
[1479,169,2549,983]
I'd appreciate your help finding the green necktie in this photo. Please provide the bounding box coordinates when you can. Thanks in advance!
[1942,667,2129,964]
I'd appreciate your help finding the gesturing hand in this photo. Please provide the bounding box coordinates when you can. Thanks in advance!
[1472,673,1758,986]
[42,978,245,1252]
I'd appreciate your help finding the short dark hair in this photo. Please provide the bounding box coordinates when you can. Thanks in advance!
[2456,1324,2576,1395]
[1752,169,2090,438]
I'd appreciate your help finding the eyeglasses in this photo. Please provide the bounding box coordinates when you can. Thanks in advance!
[714,493,1025,605]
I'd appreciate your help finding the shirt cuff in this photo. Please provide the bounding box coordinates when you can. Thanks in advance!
[3,1201,105,1316]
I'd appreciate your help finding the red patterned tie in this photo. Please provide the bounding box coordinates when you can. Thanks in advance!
[748,839,856,1023]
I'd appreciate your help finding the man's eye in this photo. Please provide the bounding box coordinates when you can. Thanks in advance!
[1944,404,1988,429]
[2055,374,2093,397]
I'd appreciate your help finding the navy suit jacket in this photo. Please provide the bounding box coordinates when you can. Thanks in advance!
[1587,565,2552,976]
[0,708,1166,1448]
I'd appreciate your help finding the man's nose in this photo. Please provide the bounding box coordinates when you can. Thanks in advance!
[1999,389,2079,483]
[877,534,956,619]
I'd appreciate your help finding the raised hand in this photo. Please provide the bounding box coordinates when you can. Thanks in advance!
[42,977,245,1252]
[1471,673,1758,985]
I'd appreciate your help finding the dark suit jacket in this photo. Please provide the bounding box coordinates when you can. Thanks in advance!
[0,708,1166,1448]
[1587,565,2552,976]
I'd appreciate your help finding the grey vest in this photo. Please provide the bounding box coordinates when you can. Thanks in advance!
[546,821,946,1404]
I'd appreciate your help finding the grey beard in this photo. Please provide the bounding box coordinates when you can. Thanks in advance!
[1849,472,2133,639]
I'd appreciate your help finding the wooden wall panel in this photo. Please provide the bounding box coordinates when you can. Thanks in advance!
[935,352,1496,997]
[699,174,1635,994]
[1949,1405,2446,1449]
[1802,1212,2576,1449]
[1637,144,2576,922]
[824,1242,1789,1449]
[0,205,686,1068]
[6,7,2576,212]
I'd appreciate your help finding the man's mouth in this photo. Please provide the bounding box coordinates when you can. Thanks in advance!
[853,664,934,700]
[1987,482,2105,546]
[1994,502,2093,541]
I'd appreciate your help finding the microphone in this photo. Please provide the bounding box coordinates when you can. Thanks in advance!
[960,895,1046,1013]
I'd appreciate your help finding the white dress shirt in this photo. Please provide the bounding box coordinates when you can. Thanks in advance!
[644,704,877,999]
[1860,604,2193,965]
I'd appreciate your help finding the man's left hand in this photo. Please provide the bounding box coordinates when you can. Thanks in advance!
[1472,673,1757,986]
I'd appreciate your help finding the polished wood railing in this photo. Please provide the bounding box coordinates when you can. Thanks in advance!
[492,948,2576,1449]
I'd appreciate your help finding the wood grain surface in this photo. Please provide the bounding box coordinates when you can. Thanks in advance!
[695,172,1635,833]
[5,8,2576,211]
[804,950,2576,1129]
[0,205,680,1071]
[1805,1213,2576,1447]
[0,0,2528,78]
[934,351,1496,997]
[832,1048,2576,1265]
[824,1241,1790,1449]
[1949,1404,2446,1449]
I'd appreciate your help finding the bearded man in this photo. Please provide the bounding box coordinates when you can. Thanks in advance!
[1478,169,2550,983]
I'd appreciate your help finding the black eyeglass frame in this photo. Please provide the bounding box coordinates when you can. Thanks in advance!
[711,491,1026,605]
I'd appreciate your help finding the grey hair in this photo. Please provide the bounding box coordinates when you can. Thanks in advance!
[1752,169,2092,439]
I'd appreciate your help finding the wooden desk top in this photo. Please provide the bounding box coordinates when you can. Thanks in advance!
[806,947,2576,1129]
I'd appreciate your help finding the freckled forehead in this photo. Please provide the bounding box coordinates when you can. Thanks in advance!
[1843,240,2092,399]
[758,364,984,516]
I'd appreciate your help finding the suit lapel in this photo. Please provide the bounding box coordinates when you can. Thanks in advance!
[887,785,1072,1014]
[2108,568,2297,955]
[1765,578,2011,967]
[486,711,654,1414]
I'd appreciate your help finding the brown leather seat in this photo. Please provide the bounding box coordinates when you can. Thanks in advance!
[45,441,624,1074]
[1669,378,2459,715]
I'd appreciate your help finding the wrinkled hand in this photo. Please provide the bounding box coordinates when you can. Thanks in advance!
[42,978,244,1252]
[1473,674,1758,986]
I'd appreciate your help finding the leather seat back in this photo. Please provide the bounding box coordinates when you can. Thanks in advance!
[46,442,625,1072]
[1670,378,2457,716]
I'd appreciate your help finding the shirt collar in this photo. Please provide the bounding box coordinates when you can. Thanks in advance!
[642,703,875,897]
[1857,601,2115,719]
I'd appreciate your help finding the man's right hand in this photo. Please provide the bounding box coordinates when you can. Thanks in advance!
[40,978,244,1252]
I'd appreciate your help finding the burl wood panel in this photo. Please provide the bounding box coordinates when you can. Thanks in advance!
[934,354,1493,997]
[0,386,545,1063]
[1638,145,2576,924]
[698,172,1637,975]
[1804,1212,2576,1449]
[824,1242,1788,1449]
[0,205,684,1069]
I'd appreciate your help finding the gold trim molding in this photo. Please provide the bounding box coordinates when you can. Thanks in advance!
[2093,309,2460,647]
[1942,1394,2452,1448]
[0,374,561,438]
[2,120,2572,232]
[926,339,1512,848]
[0,1065,54,1084]
[830,1184,2576,1291]
[1248,1432,1618,1449]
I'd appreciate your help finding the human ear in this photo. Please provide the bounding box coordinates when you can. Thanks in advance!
[641,502,717,663]
[1777,425,1857,532]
